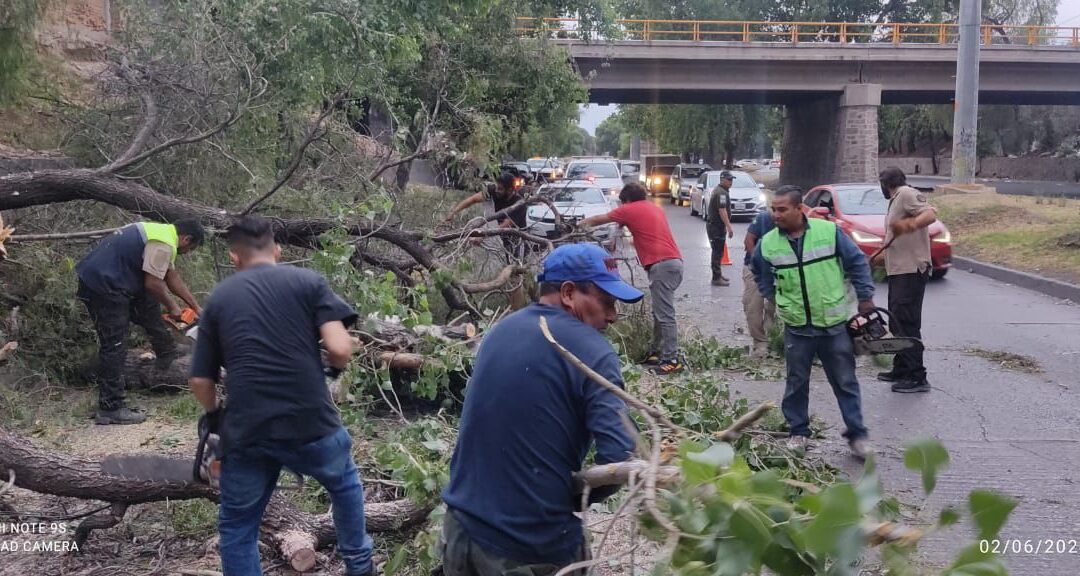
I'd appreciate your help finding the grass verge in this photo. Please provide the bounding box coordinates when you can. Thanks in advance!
[934,192,1080,284]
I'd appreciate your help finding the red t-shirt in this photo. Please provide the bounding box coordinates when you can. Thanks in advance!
[608,201,682,267]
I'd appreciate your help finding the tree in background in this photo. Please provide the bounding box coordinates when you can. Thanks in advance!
[0,0,50,104]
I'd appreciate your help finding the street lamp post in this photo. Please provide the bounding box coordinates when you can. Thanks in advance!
[951,0,982,185]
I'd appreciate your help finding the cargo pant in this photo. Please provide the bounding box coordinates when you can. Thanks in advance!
[647,258,683,363]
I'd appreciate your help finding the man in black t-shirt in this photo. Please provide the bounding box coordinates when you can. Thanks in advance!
[189,216,374,576]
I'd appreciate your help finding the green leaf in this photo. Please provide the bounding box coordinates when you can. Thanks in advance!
[903,439,950,495]
[968,490,1016,540]
[938,506,961,527]
[855,457,882,515]
[420,438,449,452]
[383,544,409,576]
[729,503,772,555]
[945,544,1010,576]
[802,484,861,557]
[686,442,734,470]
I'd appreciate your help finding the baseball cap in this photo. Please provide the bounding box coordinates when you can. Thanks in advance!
[537,244,644,303]
[719,170,735,180]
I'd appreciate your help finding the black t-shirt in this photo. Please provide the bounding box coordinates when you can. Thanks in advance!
[707,185,732,235]
[190,264,357,453]
[486,188,528,229]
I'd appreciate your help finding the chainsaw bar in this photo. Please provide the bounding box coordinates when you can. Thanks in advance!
[101,454,195,483]
[859,337,923,355]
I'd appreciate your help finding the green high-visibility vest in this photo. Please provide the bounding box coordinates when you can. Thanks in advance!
[760,219,849,329]
[141,222,179,264]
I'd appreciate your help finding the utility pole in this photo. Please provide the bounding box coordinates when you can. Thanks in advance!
[951,0,982,184]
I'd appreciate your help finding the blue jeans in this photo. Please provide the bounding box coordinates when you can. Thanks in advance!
[782,328,868,440]
[219,426,374,576]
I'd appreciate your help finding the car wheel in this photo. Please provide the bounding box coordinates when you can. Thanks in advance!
[931,268,948,280]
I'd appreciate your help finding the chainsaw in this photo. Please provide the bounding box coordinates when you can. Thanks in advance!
[846,307,923,356]
[162,307,200,340]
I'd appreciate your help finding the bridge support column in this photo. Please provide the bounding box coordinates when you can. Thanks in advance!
[834,84,882,183]
[780,84,881,190]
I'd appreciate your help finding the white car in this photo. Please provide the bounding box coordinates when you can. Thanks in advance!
[689,170,768,222]
[527,181,619,250]
[563,160,623,201]
[734,159,761,171]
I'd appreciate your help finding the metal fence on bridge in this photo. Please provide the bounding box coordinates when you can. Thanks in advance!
[515,17,1080,47]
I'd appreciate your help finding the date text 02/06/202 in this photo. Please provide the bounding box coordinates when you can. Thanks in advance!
[981,539,1080,555]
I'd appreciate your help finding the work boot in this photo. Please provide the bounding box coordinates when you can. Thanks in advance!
[95,407,147,425]
[849,438,872,461]
[891,379,931,393]
[876,371,900,383]
[750,342,769,359]
[711,274,730,286]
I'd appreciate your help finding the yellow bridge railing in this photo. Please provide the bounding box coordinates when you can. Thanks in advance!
[515,17,1080,47]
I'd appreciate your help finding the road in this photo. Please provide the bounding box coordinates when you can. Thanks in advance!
[650,199,1080,574]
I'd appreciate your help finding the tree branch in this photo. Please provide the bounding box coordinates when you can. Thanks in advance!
[104,87,159,172]
[458,265,528,294]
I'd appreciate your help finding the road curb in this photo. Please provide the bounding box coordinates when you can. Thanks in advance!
[952,256,1080,303]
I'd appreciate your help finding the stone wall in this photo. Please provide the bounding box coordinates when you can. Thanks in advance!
[880,156,1080,181]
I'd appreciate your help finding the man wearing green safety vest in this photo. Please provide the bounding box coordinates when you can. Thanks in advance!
[76,219,206,425]
[751,186,876,460]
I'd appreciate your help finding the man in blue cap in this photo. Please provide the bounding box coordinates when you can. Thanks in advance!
[441,243,642,575]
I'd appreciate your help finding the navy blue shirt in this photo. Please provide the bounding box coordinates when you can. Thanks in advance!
[744,211,775,266]
[190,264,357,453]
[752,218,874,333]
[442,304,636,564]
[76,224,151,297]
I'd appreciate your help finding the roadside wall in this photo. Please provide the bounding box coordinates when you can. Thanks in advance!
[879,156,1080,182]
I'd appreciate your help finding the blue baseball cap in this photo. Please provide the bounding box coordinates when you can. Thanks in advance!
[538,244,644,303]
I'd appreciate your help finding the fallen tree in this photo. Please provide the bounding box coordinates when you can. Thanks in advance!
[0,425,432,571]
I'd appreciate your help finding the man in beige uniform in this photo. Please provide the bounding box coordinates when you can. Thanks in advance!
[875,167,938,393]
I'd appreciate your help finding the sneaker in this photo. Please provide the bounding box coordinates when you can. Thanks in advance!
[640,353,661,366]
[652,361,684,376]
[95,407,148,425]
[785,435,809,452]
[711,276,730,286]
[876,371,900,383]
[849,438,872,461]
[749,343,769,359]
[891,379,931,393]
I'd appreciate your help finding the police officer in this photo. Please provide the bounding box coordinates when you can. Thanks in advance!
[76,219,205,424]
[876,167,938,393]
[707,171,736,286]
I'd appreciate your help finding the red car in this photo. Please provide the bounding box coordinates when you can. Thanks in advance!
[803,184,952,279]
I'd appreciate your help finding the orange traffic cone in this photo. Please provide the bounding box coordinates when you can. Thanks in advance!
[722,244,732,266]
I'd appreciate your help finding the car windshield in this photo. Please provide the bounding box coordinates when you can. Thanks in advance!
[621,163,640,175]
[835,187,891,215]
[527,159,550,170]
[681,166,709,178]
[567,162,619,179]
[504,163,529,173]
[650,166,675,176]
[544,187,607,204]
[704,172,757,189]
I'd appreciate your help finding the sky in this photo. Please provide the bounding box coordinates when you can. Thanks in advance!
[576,2,1080,136]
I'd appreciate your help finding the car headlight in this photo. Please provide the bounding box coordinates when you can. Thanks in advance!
[850,229,883,243]
[933,230,951,243]
[759,192,768,204]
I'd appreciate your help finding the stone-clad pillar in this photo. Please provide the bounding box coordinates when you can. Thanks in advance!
[834,84,882,183]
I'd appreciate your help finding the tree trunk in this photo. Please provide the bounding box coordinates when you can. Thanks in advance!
[395,160,412,192]
[0,425,432,567]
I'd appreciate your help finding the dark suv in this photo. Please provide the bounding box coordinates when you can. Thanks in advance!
[646,165,676,196]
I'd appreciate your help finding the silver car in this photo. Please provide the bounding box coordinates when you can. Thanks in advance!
[563,160,623,202]
[689,170,768,221]
[527,181,619,250]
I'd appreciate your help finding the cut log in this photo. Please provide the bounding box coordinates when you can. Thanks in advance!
[123,350,193,391]
[0,425,433,565]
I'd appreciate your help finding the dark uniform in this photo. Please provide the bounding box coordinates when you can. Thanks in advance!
[76,223,179,413]
[706,183,732,282]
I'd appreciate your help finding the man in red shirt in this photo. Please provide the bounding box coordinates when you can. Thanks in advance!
[582,183,684,374]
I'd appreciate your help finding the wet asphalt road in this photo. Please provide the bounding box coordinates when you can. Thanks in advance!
[642,199,1080,574]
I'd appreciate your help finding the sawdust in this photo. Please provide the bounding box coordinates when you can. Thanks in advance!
[965,347,1044,373]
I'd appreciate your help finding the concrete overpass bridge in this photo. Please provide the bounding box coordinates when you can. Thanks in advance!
[518,18,1080,188]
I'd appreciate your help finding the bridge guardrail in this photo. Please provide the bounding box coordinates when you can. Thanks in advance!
[515,17,1080,47]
